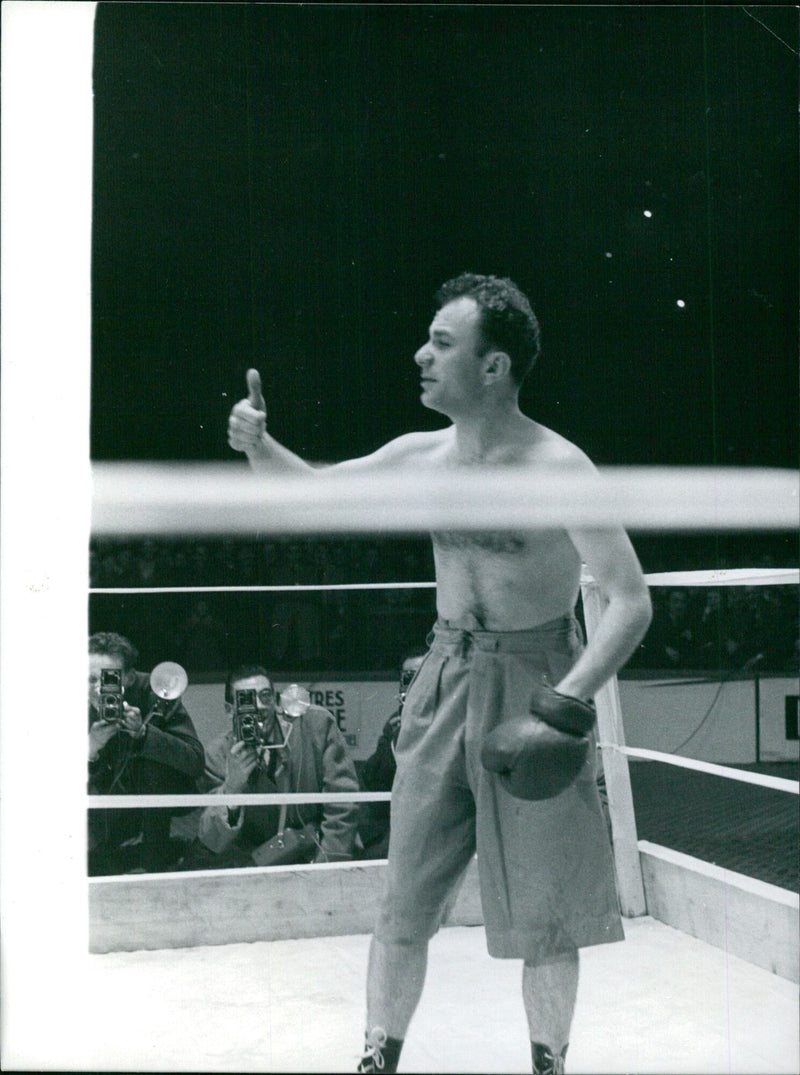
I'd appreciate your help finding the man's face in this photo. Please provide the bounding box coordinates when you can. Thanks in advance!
[88,652,125,716]
[414,296,489,416]
[230,673,278,731]
[399,655,425,705]
[668,592,688,619]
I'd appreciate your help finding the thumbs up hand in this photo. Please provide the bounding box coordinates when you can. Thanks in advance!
[228,368,268,454]
[246,368,267,413]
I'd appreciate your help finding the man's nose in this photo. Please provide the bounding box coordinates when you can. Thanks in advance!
[414,345,431,367]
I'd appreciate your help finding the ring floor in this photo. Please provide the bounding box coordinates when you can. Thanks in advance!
[72,917,796,1073]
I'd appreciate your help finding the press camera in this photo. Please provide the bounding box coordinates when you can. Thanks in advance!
[233,688,265,745]
[99,667,124,723]
[233,686,303,748]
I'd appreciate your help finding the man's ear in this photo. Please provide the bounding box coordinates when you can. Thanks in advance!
[224,702,234,716]
[482,349,511,384]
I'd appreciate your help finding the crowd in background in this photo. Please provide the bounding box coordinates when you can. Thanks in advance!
[89,536,799,678]
[90,536,435,590]
[88,631,411,875]
[88,528,798,878]
[641,584,797,673]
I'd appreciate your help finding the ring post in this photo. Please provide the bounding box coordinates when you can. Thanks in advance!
[581,574,647,917]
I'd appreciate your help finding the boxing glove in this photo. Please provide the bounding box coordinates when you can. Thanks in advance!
[480,683,596,801]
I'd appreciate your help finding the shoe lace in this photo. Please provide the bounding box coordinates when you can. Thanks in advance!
[532,1043,567,1075]
[358,1026,388,1072]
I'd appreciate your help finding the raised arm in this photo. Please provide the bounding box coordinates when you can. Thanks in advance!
[227,369,316,475]
[227,368,439,475]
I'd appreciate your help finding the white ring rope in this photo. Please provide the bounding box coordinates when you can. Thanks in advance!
[91,463,799,534]
[642,568,799,588]
[597,745,799,794]
[88,791,391,808]
[89,568,799,596]
[88,744,800,809]
[90,582,438,595]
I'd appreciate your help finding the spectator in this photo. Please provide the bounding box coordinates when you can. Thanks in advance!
[132,538,165,587]
[174,598,228,674]
[188,542,213,586]
[111,542,136,585]
[216,538,240,584]
[189,665,359,868]
[270,583,324,668]
[730,585,789,670]
[157,541,190,587]
[88,631,205,875]
[97,541,129,588]
[235,540,259,584]
[694,589,741,671]
[89,544,103,588]
[358,649,427,859]
[642,588,698,669]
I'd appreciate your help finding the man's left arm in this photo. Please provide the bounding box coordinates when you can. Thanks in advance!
[314,718,360,862]
[136,691,205,780]
[556,525,652,702]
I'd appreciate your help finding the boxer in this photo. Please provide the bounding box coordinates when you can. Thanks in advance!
[228,273,652,1073]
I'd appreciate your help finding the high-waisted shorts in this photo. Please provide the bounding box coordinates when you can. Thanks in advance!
[375,614,625,962]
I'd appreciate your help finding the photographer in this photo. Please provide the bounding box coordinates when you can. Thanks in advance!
[358,649,426,859]
[88,632,205,875]
[194,665,359,867]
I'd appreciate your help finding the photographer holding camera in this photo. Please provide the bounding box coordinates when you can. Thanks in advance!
[88,632,205,875]
[194,665,359,867]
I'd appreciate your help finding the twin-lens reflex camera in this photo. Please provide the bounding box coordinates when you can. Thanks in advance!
[99,662,189,724]
[233,684,310,748]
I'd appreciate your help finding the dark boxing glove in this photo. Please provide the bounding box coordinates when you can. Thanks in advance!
[480,683,596,801]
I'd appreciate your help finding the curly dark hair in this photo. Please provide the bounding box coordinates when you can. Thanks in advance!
[225,664,272,705]
[88,631,139,671]
[434,273,541,385]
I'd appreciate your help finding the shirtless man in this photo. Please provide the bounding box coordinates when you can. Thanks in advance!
[227,273,652,1074]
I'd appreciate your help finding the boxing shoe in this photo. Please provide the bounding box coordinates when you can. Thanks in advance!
[357,1027,403,1073]
[532,1041,569,1074]
[481,683,595,800]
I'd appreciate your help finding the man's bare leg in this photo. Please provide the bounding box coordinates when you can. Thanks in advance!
[522,951,579,1073]
[358,936,428,1072]
[367,936,428,1035]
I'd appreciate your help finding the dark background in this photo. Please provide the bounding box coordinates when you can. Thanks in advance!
[89,4,798,675]
[92,3,797,470]
[87,8,797,892]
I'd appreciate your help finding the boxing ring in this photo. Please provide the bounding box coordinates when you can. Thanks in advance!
[83,463,799,1073]
[3,6,797,1069]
